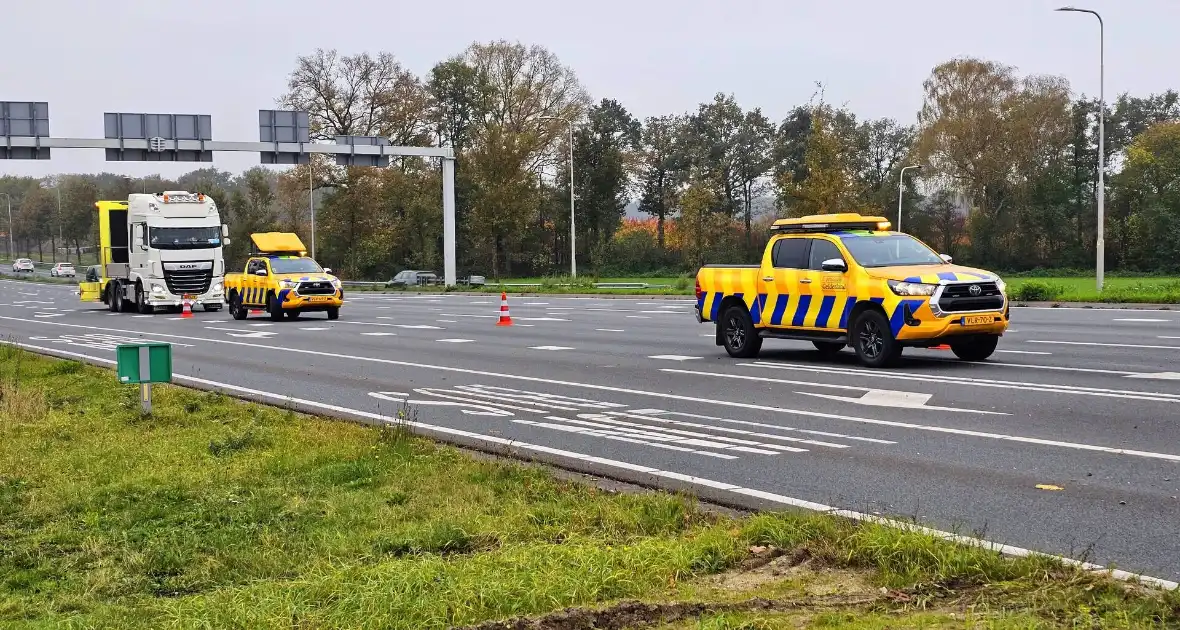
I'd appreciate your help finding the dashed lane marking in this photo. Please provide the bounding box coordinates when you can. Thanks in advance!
[530,345,574,351]
[648,355,702,361]
[437,338,474,343]
[360,332,397,336]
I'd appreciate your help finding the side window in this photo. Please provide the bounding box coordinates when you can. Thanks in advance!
[771,238,809,269]
[247,259,260,274]
[808,239,844,271]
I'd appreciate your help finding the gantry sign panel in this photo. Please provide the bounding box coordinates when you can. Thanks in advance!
[0,101,50,159]
[104,113,213,162]
[259,109,310,164]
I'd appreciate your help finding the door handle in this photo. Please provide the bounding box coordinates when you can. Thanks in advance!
[800,278,813,284]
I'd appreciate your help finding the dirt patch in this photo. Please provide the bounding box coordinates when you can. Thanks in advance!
[452,595,884,630]
[707,546,876,599]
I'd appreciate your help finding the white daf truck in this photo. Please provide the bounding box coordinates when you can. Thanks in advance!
[80,191,229,314]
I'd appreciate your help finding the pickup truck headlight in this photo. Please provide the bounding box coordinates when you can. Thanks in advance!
[330,278,341,289]
[995,278,1007,295]
[888,279,938,297]
[279,279,298,289]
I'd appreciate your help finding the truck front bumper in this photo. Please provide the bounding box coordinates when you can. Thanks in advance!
[145,283,224,306]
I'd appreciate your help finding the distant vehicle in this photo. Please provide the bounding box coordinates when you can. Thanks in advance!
[386,270,438,287]
[84,265,101,282]
[460,275,486,286]
[50,262,75,278]
[11,258,34,273]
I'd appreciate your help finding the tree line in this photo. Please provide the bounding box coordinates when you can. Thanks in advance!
[2,44,1178,278]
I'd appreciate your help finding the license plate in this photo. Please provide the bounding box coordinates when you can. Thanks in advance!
[962,315,994,326]
[309,296,332,303]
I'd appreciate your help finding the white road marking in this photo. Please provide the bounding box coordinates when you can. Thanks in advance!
[522,302,549,306]
[11,315,1180,463]
[516,317,570,322]
[1027,340,1180,351]
[204,326,278,339]
[440,313,496,319]
[249,323,274,327]
[1124,372,1180,380]
[648,355,702,361]
[996,350,1052,355]
[1114,318,1171,322]
[438,319,457,323]
[396,324,444,330]
[131,314,153,318]
[596,328,625,332]
[437,338,474,343]
[299,327,331,331]
[627,315,651,319]
[33,313,64,318]
[12,338,1175,591]
[732,362,1180,404]
[360,332,397,336]
[530,345,574,351]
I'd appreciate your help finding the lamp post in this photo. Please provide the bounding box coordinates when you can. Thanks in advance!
[540,116,576,278]
[1056,5,1105,291]
[0,192,12,259]
[309,158,315,259]
[897,165,921,231]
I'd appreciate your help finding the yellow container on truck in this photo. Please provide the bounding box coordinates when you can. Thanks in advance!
[78,192,228,314]
[694,213,1009,367]
[223,232,343,321]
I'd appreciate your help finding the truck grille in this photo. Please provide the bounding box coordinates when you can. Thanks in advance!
[938,282,1004,312]
[298,281,335,296]
[164,269,212,295]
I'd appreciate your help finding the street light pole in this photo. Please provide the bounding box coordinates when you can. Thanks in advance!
[0,193,12,259]
[897,165,921,231]
[1057,6,1105,292]
[541,116,576,278]
[309,159,315,260]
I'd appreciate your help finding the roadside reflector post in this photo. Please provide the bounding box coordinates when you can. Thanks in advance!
[115,342,173,415]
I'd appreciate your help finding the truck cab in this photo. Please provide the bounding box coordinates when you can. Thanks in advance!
[223,232,343,321]
[78,192,228,314]
[695,213,1009,367]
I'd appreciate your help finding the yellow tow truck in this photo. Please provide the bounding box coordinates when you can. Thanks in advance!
[223,232,343,321]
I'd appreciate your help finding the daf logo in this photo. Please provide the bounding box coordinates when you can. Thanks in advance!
[177,264,197,269]
[968,284,982,296]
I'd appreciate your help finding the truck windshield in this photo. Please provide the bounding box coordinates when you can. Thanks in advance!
[149,227,222,249]
[270,258,323,274]
[838,234,944,268]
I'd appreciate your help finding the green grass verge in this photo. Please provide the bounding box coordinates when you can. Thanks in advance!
[1007,276,1180,304]
[0,348,1177,628]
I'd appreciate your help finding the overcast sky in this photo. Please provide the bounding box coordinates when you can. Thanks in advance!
[2,0,1175,180]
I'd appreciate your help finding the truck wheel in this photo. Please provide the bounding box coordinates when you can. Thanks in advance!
[812,341,845,357]
[720,306,761,358]
[268,293,284,322]
[107,283,121,313]
[950,336,999,362]
[230,293,248,320]
[326,307,339,321]
[135,283,152,315]
[852,310,902,368]
[285,310,300,320]
[203,303,221,312]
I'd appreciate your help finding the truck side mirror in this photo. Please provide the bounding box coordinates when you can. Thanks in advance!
[254,269,268,276]
[939,254,953,263]
[222,224,230,237]
[821,258,847,273]
[132,224,146,251]
[323,268,332,274]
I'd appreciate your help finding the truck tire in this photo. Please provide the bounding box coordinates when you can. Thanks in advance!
[851,309,902,368]
[950,336,999,362]
[135,283,152,315]
[107,282,121,313]
[326,307,339,321]
[285,310,300,319]
[268,293,284,322]
[720,305,761,358]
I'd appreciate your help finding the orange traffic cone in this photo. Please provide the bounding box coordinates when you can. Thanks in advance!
[180,299,193,319]
[496,292,513,327]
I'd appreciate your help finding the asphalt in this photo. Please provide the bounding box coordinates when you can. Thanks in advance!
[2,279,1178,584]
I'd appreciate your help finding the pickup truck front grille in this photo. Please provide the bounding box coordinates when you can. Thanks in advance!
[938,282,1004,312]
[297,281,335,296]
[164,269,212,295]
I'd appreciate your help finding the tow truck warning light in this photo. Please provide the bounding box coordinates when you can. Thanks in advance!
[159,193,206,204]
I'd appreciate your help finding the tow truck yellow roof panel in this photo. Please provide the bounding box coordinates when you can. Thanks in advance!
[250,232,307,255]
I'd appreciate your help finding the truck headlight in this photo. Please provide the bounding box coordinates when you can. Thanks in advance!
[888,280,937,297]
[212,282,223,293]
[151,285,166,294]
[995,278,1006,295]
[279,279,298,289]
[330,278,341,289]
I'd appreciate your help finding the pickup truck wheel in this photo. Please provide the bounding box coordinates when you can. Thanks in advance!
[812,341,845,357]
[326,307,339,321]
[721,306,761,358]
[950,336,999,362]
[230,293,247,320]
[285,310,300,320]
[268,293,284,322]
[852,310,902,368]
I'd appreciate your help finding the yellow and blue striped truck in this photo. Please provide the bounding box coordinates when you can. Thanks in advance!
[695,213,1009,367]
[223,232,343,321]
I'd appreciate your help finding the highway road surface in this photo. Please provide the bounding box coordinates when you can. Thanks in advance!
[2,278,1178,585]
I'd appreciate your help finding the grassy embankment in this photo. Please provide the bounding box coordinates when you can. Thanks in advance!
[1,347,1176,628]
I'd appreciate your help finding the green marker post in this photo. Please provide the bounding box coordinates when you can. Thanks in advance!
[115,342,173,414]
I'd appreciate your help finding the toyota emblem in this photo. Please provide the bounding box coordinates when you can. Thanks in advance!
[969,284,982,296]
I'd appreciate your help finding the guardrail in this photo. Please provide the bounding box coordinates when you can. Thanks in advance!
[339,280,673,290]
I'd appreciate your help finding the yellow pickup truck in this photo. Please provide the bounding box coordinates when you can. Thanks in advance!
[223,232,343,321]
[695,213,1009,367]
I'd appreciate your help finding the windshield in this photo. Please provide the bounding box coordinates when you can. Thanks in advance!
[270,257,323,274]
[839,234,944,268]
[149,226,222,250]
